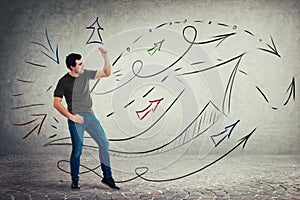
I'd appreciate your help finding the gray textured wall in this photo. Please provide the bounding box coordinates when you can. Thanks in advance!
[0,0,299,157]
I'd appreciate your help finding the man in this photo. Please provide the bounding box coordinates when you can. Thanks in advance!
[53,47,119,190]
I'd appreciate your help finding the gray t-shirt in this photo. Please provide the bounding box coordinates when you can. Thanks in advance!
[54,69,97,114]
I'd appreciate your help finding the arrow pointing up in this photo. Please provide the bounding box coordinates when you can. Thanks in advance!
[283,77,296,106]
[86,17,104,45]
[136,98,164,120]
[147,39,165,56]
[13,114,47,139]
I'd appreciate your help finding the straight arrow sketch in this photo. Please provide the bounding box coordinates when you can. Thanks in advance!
[147,39,165,56]
[13,114,47,139]
[136,98,164,120]
[210,120,240,147]
[283,77,296,106]
[31,28,59,64]
[258,35,280,58]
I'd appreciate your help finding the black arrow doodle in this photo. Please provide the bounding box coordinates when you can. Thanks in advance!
[132,128,256,182]
[13,114,47,139]
[86,17,104,45]
[25,60,47,68]
[182,26,236,46]
[179,53,245,76]
[258,35,280,58]
[222,56,242,115]
[255,86,269,103]
[213,32,237,47]
[283,77,296,106]
[52,128,256,183]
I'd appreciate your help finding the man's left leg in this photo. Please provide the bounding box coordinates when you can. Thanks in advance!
[85,113,120,190]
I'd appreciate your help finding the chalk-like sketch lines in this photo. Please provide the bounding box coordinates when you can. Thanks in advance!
[12,26,62,140]
[254,76,296,110]
[109,101,222,158]
[13,17,297,183]
[30,27,60,64]
[210,119,240,147]
[86,17,104,45]
[136,97,164,120]
[258,35,281,58]
[13,114,47,139]
[108,89,185,142]
[147,39,165,56]
[132,128,256,183]
[54,126,256,183]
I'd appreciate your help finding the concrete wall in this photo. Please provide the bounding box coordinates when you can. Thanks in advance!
[0,0,299,159]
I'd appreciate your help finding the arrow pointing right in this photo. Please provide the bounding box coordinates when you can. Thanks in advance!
[136,98,164,120]
[210,120,240,147]
[133,128,256,182]
[147,39,165,56]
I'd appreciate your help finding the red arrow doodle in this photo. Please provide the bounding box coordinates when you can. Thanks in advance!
[13,114,47,139]
[136,98,164,120]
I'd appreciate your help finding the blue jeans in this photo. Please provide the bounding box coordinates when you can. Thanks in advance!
[68,113,112,181]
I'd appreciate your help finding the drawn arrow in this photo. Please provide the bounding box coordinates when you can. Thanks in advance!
[210,120,240,147]
[13,114,47,139]
[31,28,59,64]
[182,26,236,46]
[283,77,296,106]
[147,39,165,56]
[212,32,237,47]
[133,128,256,182]
[47,128,256,183]
[136,98,164,120]
[86,17,104,45]
[258,35,281,58]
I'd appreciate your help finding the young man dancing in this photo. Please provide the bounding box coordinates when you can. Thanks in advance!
[53,47,119,190]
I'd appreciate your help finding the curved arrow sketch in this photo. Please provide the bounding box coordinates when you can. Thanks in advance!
[128,128,256,182]
[109,100,222,157]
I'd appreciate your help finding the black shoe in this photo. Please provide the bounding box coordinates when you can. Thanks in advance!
[71,180,80,189]
[101,177,120,190]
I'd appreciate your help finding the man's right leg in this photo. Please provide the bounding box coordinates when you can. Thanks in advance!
[68,119,85,189]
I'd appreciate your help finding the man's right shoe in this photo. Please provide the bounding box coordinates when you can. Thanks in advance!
[101,177,120,190]
[71,180,80,189]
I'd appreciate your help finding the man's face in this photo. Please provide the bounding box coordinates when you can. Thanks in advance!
[73,58,84,74]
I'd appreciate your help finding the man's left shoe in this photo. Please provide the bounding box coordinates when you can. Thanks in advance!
[71,180,80,189]
[101,177,120,190]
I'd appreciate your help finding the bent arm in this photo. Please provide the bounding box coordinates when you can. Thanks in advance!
[53,97,74,121]
[94,47,111,79]
[53,97,84,124]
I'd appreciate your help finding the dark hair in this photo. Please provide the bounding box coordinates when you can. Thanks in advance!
[65,53,82,70]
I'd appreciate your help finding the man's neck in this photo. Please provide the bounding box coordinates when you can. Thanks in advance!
[69,71,79,77]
